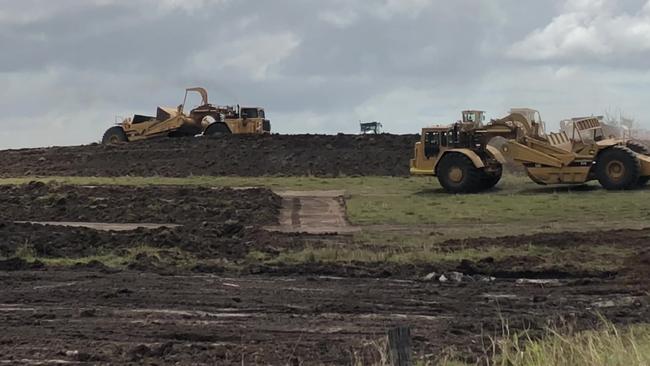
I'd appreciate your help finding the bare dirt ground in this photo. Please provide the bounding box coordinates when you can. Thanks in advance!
[0,270,648,365]
[0,183,649,364]
[0,134,418,178]
[266,190,361,234]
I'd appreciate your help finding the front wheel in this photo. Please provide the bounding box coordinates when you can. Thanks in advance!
[204,123,232,136]
[102,126,128,144]
[436,153,483,193]
[596,146,641,190]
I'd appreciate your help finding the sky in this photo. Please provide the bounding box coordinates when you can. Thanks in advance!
[1,0,650,148]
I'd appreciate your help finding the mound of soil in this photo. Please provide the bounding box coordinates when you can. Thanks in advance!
[0,134,418,178]
[0,222,304,260]
[0,183,281,226]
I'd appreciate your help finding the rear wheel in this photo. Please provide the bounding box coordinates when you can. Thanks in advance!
[204,123,231,136]
[436,153,483,193]
[627,140,649,155]
[102,126,128,144]
[481,164,503,190]
[596,146,641,190]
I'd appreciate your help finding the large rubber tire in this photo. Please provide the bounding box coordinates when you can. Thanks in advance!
[204,123,231,136]
[627,140,649,155]
[436,153,484,193]
[481,164,503,190]
[595,146,641,190]
[102,126,128,144]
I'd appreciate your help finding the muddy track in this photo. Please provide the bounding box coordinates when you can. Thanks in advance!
[0,270,647,365]
[0,134,418,178]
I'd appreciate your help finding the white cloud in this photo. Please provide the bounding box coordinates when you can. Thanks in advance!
[374,0,433,19]
[508,0,650,61]
[319,9,359,28]
[190,32,301,81]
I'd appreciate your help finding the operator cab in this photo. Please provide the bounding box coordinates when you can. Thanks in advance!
[462,110,486,127]
[239,107,271,133]
[423,126,457,158]
[240,107,265,119]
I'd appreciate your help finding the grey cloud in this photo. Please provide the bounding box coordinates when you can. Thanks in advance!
[0,0,648,148]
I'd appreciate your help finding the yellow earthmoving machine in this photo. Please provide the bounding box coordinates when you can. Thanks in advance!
[102,87,271,144]
[410,110,515,193]
[410,109,650,193]
[495,113,650,189]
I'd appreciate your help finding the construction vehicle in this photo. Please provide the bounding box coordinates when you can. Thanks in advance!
[497,113,650,189]
[360,121,383,134]
[410,109,650,193]
[410,110,514,193]
[102,87,271,144]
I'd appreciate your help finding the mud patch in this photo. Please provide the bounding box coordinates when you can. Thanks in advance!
[0,271,647,365]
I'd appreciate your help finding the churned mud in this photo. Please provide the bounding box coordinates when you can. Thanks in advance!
[0,270,647,365]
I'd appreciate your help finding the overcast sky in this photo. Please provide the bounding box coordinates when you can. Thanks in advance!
[1,0,649,148]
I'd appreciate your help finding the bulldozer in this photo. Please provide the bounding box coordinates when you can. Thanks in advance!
[102,87,271,144]
[410,109,650,193]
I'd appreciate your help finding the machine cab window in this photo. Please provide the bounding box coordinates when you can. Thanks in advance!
[424,131,442,157]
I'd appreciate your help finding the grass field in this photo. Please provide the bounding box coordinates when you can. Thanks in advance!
[441,322,650,366]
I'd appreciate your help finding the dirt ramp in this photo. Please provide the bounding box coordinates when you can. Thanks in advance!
[267,190,360,234]
[0,134,418,178]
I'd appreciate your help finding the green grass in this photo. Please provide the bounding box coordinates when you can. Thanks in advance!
[12,242,199,269]
[263,243,632,273]
[492,322,650,366]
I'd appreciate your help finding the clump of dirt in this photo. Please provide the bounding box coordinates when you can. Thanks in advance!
[0,183,281,226]
[0,134,419,178]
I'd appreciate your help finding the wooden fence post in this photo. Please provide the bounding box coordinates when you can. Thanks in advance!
[387,325,412,366]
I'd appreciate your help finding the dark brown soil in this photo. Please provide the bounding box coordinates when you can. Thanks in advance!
[0,134,418,178]
[0,270,647,365]
[0,222,305,261]
[0,182,281,226]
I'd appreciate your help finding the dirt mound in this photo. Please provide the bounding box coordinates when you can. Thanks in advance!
[0,183,280,226]
[0,222,304,260]
[0,134,418,178]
